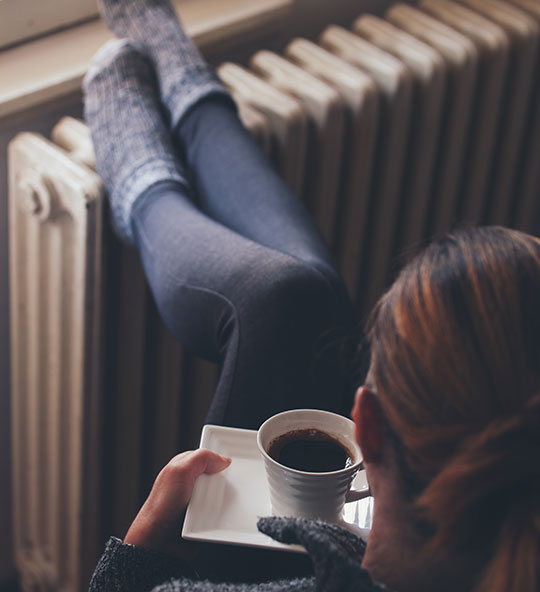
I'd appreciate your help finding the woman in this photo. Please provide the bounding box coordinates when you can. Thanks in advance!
[90,225,540,592]
[86,2,540,591]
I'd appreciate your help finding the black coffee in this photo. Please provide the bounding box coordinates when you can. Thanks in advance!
[267,428,352,472]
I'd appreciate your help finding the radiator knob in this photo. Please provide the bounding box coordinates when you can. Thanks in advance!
[18,170,52,222]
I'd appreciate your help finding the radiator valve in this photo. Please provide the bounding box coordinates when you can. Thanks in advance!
[18,170,52,222]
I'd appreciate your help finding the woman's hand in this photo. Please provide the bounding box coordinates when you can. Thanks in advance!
[124,449,231,557]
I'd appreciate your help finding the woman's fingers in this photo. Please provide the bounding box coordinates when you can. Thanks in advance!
[124,449,231,554]
[160,449,231,489]
[203,449,233,474]
[151,449,232,512]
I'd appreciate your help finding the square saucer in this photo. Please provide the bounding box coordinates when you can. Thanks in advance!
[182,425,373,552]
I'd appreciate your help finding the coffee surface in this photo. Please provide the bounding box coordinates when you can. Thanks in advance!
[267,428,352,472]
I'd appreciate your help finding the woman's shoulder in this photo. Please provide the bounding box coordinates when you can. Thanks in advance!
[256,517,388,592]
[90,517,390,592]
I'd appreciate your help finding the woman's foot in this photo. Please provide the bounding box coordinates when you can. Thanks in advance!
[97,0,233,131]
[83,39,190,243]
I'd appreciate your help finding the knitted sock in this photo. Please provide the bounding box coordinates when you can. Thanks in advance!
[97,0,233,131]
[83,39,190,244]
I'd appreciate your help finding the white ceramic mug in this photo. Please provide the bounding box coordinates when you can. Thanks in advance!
[257,409,369,523]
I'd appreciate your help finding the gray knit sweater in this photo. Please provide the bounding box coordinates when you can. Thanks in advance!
[89,517,391,591]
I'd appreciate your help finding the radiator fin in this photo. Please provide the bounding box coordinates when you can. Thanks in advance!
[284,38,379,303]
[353,14,447,254]
[321,24,414,312]
[9,133,103,590]
[386,3,479,238]
[251,50,346,245]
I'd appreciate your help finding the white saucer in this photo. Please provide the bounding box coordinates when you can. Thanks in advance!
[182,424,373,553]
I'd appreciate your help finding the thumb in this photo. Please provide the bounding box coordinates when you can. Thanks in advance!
[198,449,232,475]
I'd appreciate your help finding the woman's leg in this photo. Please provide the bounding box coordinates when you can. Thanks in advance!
[84,41,355,429]
[174,98,351,306]
[131,185,352,428]
[172,100,359,419]
[97,0,352,307]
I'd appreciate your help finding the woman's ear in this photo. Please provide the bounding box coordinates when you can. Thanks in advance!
[351,386,386,464]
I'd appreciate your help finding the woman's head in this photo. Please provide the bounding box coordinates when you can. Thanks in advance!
[364,226,540,592]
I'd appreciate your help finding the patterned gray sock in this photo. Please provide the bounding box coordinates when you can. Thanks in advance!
[97,0,233,130]
[83,39,190,244]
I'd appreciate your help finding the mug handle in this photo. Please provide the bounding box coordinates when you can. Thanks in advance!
[345,476,371,504]
[345,484,371,503]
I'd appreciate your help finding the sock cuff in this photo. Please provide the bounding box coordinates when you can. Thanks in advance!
[166,64,236,130]
[110,155,189,243]
[83,38,148,90]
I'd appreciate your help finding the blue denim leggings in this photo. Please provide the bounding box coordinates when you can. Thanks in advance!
[131,98,358,430]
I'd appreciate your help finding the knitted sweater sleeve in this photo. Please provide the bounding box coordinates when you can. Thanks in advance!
[89,537,195,592]
[89,536,315,592]
[89,518,390,592]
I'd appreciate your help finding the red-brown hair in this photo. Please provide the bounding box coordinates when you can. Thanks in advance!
[368,226,540,592]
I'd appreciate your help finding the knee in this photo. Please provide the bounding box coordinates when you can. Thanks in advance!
[240,256,342,328]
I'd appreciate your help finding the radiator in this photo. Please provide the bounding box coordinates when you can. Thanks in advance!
[9,1,540,590]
